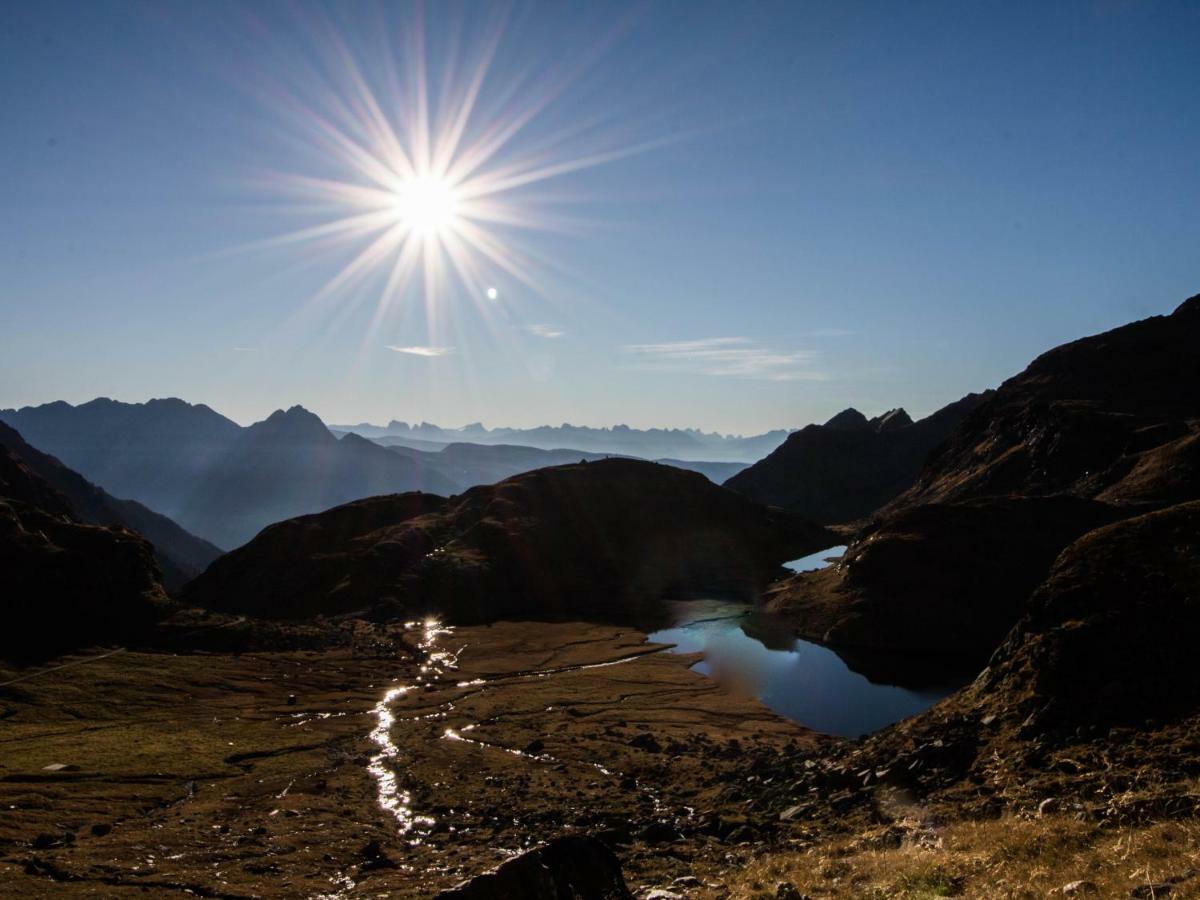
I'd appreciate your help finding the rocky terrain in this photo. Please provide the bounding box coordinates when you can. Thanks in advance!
[183,458,832,624]
[725,393,991,524]
[769,294,1200,667]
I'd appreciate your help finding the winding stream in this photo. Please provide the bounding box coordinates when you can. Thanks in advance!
[367,547,964,837]
[367,620,668,840]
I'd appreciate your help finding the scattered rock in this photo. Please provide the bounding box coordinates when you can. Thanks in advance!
[638,821,682,844]
[1130,885,1173,899]
[629,733,662,753]
[1058,881,1097,896]
[358,839,398,872]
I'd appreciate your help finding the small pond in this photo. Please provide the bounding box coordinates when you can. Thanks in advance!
[647,547,967,737]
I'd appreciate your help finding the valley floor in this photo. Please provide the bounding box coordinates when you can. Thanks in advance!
[2,622,1198,899]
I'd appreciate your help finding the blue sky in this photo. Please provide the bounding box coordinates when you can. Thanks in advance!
[2,0,1198,433]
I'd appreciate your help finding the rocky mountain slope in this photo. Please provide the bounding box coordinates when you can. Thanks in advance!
[173,407,459,549]
[0,436,170,662]
[724,392,991,523]
[768,294,1200,668]
[892,293,1200,508]
[0,422,219,590]
[184,458,832,624]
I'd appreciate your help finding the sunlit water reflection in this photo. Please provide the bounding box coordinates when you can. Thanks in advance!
[367,619,457,838]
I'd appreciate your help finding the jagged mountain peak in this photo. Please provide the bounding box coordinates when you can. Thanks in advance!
[871,408,913,432]
[823,408,870,430]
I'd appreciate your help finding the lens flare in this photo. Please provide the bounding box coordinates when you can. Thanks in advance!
[245,7,668,353]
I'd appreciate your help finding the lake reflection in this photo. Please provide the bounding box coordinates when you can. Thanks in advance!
[784,545,848,573]
[647,598,958,738]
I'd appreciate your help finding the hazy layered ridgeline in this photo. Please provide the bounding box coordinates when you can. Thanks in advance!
[334,419,790,462]
[0,401,754,549]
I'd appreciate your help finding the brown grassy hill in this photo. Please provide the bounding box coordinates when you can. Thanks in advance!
[183,458,832,624]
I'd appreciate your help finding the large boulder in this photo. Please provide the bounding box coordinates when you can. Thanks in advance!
[434,835,631,900]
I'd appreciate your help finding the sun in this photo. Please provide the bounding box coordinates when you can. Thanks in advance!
[253,9,664,349]
[393,174,460,238]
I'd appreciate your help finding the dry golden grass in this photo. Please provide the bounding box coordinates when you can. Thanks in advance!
[713,814,1200,899]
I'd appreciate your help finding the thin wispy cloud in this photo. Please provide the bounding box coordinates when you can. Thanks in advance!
[232,346,259,352]
[623,337,825,381]
[803,327,855,338]
[526,324,565,339]
[386,345,454,357]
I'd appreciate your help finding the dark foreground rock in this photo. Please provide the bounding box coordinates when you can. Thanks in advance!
[434,836,631,900]
[183,458,832,623]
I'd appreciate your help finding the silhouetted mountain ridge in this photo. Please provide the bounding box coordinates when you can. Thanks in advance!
[0,433,170,662]
[0,422,220,590]
[725,393,993,523]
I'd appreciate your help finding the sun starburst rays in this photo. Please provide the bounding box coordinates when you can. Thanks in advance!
[235,7,666,368]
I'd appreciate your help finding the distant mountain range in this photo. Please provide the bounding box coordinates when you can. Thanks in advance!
[0,399,750,549]
[331,420,791,462]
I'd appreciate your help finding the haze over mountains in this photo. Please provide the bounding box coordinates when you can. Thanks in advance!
[332,419,789,462]
[0,400,758,550]
[0,423,219,591]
